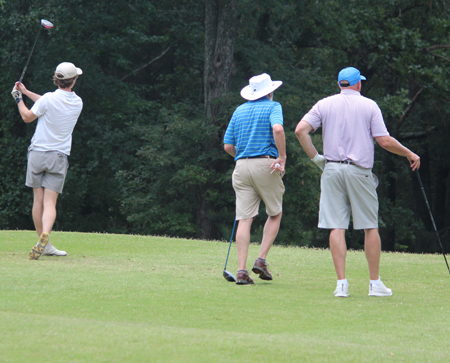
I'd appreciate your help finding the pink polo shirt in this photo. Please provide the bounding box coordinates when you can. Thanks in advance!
[302,89,389,169]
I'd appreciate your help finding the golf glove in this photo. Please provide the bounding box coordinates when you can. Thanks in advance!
[311,153,326,171]
[11,86,22,103]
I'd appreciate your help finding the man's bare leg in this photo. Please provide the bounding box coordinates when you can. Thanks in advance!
[236,218,253,271]
[258,212,282,259]
[329,229,347,280]
[364,228,381,280]
[42,188,59,234]
[29,188,59,260]
[32,187,45,236]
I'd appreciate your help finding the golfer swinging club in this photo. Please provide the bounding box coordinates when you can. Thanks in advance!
[11,62,83,260]
[295,67,420,297]
[224,73,286,285]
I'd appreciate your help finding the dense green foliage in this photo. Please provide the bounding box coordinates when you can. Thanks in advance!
[1,1,450,252]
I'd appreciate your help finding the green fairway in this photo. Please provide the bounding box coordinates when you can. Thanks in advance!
[1,231,449,362]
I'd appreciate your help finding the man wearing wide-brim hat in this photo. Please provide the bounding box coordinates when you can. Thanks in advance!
[11,62,83,260]
[224,73,286,285]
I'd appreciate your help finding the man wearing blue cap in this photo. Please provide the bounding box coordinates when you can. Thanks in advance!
[295,67,420,298]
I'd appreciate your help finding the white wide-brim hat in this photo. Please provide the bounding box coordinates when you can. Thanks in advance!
[240,73,282,101]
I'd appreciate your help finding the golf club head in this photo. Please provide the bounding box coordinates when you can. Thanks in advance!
[41,19,54,29]
[223,270,236,282]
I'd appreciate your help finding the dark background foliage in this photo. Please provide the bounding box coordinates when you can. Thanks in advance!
[1,0,450,253]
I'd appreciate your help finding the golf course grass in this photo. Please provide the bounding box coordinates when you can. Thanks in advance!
[1,230,449,362]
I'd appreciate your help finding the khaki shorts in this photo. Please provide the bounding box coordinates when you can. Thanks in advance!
[26,150,69,194]
[318,162,378,230]
[232,158,285,220]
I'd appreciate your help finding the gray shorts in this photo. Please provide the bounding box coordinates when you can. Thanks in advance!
[26,150,69,194]
[232,157,285,220]
[318,162,378,230]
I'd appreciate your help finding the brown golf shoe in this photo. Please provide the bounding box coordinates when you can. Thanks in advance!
[252,259,273,280]
[236,270,254,285]
[29,232,49,260]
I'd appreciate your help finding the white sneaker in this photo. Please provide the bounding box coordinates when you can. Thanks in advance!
[334,283,349,298]
[42,242,67,256]
[368,281,392,296]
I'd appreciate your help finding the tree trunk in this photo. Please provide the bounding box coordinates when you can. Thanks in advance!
[197,0,238,239]
[204,0,238,124]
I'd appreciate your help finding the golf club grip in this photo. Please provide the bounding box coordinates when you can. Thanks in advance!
[18,72,25,86]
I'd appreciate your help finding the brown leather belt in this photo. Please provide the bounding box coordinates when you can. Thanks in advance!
[245,155,276,159]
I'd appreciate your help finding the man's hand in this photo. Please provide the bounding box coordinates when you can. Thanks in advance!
[11,82,38,124]
[375,136,420,171]
[270,158,286,176]
[311,153,326,171]
[407,152,420,171]
[16,82,29,95]
[15,82,41,102]
[11,84,22,103]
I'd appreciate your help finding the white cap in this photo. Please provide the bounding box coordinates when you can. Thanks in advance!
[240,73,282,101]
[55,62,83,79]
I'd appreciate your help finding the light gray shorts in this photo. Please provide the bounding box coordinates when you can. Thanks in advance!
[318,162,378,230]
[232,157,285,220]
[26,150,69,194]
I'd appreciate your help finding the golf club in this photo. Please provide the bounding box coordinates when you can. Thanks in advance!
[223,219,237,282]
[18,19,54,85]
[416,170,450,274]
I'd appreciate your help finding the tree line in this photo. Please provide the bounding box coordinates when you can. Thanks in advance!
[1,0,450,253]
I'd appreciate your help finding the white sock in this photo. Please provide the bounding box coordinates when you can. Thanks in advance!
[370,277,381,286]
[337,278,348,285]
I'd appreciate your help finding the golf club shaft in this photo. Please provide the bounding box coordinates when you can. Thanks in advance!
[224,219,237,270]
[19,27,42,84]
[416,170,450,273]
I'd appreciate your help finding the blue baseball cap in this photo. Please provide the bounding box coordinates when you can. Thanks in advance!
[338,67,366,86]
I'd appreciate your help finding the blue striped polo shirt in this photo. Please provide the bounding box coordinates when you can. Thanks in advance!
[224,97,283,161]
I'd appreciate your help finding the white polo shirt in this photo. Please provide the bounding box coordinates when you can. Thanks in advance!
[302,89,389,168]
[30,89,83,155]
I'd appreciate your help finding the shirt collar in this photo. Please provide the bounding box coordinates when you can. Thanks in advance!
[248,95,271,103]
[340,89,361,96]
